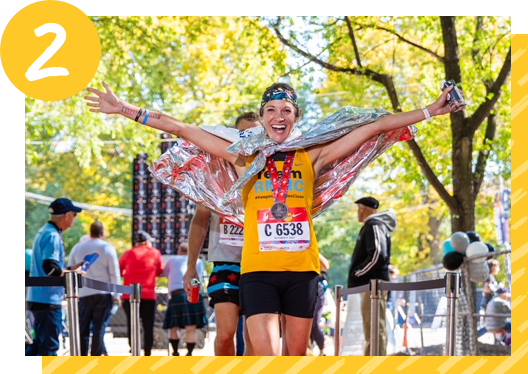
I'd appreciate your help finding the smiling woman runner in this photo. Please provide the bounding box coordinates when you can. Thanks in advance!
[85,81,458,356]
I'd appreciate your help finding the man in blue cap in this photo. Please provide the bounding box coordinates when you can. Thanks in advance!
[26,198,83,356]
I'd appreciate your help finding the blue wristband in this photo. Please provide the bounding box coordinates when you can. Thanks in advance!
[142,109,150,125]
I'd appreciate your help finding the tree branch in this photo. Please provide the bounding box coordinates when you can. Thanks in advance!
[356,22,444,63]
[344,16,362,68]
[471,16,483,69]
[406,139,458,212]
[271,17,385,85]
[468,47,511,134]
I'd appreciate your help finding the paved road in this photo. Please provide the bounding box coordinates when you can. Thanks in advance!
[58,331,216,356]
[55,330,505,357]
[57,331,336,356]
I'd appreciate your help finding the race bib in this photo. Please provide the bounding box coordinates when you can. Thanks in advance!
[219,218,244,246]
[257,207,311,252]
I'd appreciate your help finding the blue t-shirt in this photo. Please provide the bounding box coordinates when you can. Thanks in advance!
[26,223,65,306]
[25,249,32,272]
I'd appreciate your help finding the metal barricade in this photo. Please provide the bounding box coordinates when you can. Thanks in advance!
[25,275,138,356]
[334,272,461,356]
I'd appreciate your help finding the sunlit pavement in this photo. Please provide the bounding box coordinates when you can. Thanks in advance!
[57,330,336,357]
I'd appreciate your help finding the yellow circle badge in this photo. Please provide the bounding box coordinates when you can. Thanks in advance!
[1,1,100,101]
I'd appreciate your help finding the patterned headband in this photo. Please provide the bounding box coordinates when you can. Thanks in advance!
[260,87,298,109]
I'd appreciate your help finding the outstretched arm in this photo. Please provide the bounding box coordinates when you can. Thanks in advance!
[85,82,245,167]
[310,86,459,175]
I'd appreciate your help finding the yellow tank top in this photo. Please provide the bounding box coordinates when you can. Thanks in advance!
[241,149,320,274]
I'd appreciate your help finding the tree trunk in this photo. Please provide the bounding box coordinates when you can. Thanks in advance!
[451,132,476,232]
[428,215,443,264]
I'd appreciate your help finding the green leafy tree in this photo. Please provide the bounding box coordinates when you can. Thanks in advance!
[25,16,288,254]
[270,16,510,233]
[270,16,510,355]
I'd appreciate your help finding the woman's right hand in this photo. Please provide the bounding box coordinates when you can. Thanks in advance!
[85,82,122,114]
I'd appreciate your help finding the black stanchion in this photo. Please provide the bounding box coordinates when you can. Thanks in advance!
[334,285,343,356]
[64,271,82,356]
[370,279,380,356]
[130,283,142,356]
[445,271,461,356]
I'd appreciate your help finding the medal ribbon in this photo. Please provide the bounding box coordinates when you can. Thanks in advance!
[266,152,295,205]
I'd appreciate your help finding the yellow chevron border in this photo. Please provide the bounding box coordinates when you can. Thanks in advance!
[41,34,518,374]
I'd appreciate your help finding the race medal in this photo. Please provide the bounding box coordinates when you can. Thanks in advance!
[271,202,289,220]
[266,151,295,219]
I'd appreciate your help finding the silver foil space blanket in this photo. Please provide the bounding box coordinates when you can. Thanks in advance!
[149,106,416,225]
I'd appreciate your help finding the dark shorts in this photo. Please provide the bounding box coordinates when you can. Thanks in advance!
[207,262,241,308]
[239,271,319,319]
[163,291,208,329]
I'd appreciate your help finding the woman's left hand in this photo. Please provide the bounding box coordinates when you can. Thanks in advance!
[427,86,464,116]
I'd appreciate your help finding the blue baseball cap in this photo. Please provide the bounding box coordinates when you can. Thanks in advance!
[496,287,509,295]
[48,198,83,215]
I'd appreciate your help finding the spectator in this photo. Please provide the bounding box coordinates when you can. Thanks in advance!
[396,298,407,328]
[484,287,511,341]
[309,253,330,356]
[78,234,91,243]
[477,258,501,337]
[162,243,208,356]
[347,196,396,356]
[387,264,400,312]
[68,221,121,356]
[481,259,500,312]
[183,112,261,356]
[77,226,116,355]
[119,230,163,356]
[25,198,83,356]
[25,248,35,347]
[25,249,33,278]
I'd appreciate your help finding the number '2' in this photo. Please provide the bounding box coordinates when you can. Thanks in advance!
[25,23,69,82]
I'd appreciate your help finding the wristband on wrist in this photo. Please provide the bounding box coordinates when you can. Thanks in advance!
[142,109,150,125]
[421,107,432,122]
[134,108,143,122]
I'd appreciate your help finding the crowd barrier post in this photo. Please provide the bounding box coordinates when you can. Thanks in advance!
[130,283,142,356]
[370,279,380,356]
[445,271,460,356]
[334,285,343,357]
[64,271,82,356]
